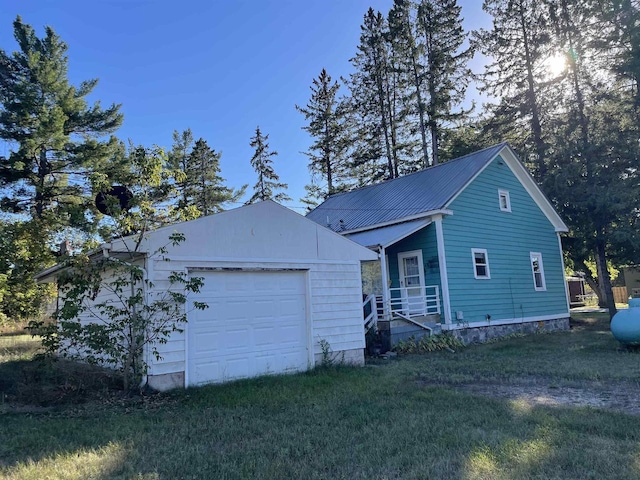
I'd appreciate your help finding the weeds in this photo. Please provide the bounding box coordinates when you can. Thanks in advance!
[393,332,465,353]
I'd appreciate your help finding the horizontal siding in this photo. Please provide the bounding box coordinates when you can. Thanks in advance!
[386,223,441,291]
[310,262,365,354]
[148,259,365,375]
[443,156,568,324]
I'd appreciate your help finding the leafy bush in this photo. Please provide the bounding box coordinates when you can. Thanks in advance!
[393,333,464,354]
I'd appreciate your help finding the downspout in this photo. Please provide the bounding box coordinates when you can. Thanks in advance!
[379,245,390,321]
[434,215,452,324]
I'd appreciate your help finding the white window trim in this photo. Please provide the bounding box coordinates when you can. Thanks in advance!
[498,189,511,212]
[472,248,491,279]
[530,251,546,291]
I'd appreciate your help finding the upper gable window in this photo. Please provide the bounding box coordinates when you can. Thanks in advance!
[530,252,546,291]
[498,190,511,212]
[472,248,490,279]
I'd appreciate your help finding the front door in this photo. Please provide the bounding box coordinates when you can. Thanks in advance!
[397,250,425,316]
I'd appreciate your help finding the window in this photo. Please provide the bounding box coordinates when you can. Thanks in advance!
[530,252,546,291]
[498,190,511,212]
[472,248,490,279]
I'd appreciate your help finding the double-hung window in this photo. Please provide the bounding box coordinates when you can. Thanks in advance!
[530,252,546,291]
[472,248,490,279]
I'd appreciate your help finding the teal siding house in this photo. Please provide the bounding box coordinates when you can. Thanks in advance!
[307,143,570,345]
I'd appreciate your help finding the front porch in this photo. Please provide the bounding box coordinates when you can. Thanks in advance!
[363,285,442,349]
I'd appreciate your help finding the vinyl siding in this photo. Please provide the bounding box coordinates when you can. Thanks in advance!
[386,223,441,291]
[442,155,568,324]
[148,258,365,376]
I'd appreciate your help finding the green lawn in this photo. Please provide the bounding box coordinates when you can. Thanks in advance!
[1,313,639,480]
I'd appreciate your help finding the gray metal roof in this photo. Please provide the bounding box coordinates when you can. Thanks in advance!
[307,143,508,232]
[345,218,431,250]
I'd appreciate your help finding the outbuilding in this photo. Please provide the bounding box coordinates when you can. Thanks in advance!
[37,201,377,390]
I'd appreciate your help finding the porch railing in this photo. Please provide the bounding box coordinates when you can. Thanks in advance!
[363,286,441,332]
[386,285,440,320]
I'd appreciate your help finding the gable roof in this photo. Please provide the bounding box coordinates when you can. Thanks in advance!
[306,143,568,233]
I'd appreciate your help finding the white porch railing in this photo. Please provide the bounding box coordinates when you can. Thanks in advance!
[388,285,441,319]
[364,285,441,331]
[363,294,378,333]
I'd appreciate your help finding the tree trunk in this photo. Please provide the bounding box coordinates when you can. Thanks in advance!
[595,239,617,319]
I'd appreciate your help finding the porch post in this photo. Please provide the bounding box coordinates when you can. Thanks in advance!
[379,246,390,321]
[434,215,452,324]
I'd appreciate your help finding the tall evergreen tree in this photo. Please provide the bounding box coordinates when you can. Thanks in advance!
[388,0,430,168]
[349,8,400,181]
[416,0,473,165]
[170,136,245,218]
[247,126,290,204]
[296,69,349,204]
[474,0,553,177]
[0,17,123,224]
[0,17,122,320]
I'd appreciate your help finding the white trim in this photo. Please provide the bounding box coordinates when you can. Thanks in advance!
[397,250,426,316]
[498,189,511,212]
[558,234,571,313]
[379,247,390,321]
[339,209,453,235]
[472,248,491,279]
[441,313,570,330]
[304,270,314,369]
[434,216,452,324]
[152,256,364,265]
[530,251,547,291]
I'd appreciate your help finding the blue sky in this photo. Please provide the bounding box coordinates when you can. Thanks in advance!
[0,1,489,212]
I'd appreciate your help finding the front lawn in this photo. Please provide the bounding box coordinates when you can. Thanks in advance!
[1,313,639,480]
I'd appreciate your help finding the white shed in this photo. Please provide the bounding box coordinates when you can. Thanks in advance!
[40,201,377,390]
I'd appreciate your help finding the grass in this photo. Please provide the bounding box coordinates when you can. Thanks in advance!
[1,312,639,479]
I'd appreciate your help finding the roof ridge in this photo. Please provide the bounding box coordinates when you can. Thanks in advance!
[321,142,508,202]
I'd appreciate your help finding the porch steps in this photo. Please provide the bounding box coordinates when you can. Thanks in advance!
[391,313,442,335]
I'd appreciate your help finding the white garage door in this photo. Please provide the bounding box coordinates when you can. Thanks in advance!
[187,270,309,386]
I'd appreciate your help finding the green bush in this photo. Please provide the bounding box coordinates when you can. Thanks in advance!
[393,332,464,353]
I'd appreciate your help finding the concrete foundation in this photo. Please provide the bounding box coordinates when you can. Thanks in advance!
[147,371,185,391]
[314,347,364,367]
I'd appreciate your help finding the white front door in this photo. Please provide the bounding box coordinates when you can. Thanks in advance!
[397,250,426,315]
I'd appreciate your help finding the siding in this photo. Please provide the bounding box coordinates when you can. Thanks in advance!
[148,258,365,376]
[386,223,441,291]
[443,156,568,324]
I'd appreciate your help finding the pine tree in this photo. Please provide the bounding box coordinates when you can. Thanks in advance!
[416,0,473,165]
[349,8,399,181]
[0,16,123,225]
[168,133,245,219]
[388,0,430,168]
[0,17,123,320]
[296,69,349,203]
[474,0,553,177]
[247,126,291,204]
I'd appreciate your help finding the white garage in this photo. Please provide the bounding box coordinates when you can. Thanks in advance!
[96,200,377,390]
[37,201,377,390]
[187,270,310,386]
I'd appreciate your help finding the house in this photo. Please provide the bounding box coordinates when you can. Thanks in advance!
[37,200,377,390]
[623,266,640,299]
[306,143,571,346]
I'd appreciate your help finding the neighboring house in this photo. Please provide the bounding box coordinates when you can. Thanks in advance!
[623,266,640,298]
[307,143,571,346]
[37,200,377,390]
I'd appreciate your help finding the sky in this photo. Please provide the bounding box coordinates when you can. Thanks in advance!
[0,0,490,213]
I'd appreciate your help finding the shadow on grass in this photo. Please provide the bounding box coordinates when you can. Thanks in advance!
[2,366,640,479]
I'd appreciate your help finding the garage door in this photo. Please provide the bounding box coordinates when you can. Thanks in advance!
[187,270,309,386]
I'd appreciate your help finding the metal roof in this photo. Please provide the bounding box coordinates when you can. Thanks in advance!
[307,143,508,232]
[345,218,432,250]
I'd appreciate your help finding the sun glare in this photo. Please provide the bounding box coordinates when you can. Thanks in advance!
[544,53,566,77]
